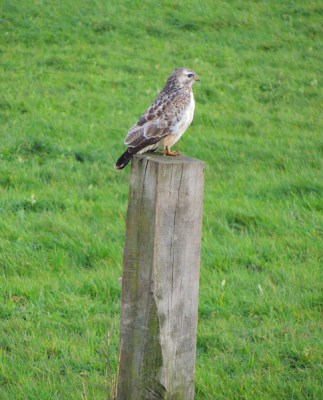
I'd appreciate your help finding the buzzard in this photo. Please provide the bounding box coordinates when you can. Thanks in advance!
[114,67,200,170]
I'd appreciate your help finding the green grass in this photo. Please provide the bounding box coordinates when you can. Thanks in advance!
[1,0,323,398]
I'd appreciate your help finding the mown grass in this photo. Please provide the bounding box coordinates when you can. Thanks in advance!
[1,0,322,398]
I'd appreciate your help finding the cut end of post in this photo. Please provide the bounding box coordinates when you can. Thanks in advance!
[133,152,205,166]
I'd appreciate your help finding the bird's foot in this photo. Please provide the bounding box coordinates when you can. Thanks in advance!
[162,149,181,156]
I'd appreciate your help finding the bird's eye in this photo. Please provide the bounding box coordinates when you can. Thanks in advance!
[187,73,194,78]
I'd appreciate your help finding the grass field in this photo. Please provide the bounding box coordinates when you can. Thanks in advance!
[1,0,323,398]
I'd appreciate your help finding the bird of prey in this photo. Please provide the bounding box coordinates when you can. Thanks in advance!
[114,67,200,170]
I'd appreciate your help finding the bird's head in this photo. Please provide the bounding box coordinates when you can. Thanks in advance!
[167,67,200,88]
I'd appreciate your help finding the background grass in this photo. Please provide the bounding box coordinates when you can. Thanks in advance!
[1,0,322,398]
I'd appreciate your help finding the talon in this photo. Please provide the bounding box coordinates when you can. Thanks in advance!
[162,147,181,156]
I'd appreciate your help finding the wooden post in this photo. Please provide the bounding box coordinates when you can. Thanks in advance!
[117,153,204,400]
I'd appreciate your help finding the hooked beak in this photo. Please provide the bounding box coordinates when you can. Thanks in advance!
[194,75,200,82]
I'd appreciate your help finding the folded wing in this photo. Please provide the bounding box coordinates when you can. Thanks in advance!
[124,94,179,153]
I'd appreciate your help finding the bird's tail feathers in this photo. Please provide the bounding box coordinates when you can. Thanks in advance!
[114,149,133,170]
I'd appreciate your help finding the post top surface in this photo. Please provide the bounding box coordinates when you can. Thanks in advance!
[133,153,204,166]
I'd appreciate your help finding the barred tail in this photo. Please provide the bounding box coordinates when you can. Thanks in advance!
[114,149,133,170]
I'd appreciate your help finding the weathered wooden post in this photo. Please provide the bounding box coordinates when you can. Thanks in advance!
[117,153,204,400]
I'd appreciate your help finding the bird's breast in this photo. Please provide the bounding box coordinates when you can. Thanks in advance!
[170,92,195,136]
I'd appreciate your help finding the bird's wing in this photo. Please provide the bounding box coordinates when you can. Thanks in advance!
[124,91,184,152]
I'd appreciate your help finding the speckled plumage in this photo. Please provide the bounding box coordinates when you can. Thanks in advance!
[115,67,199,170]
